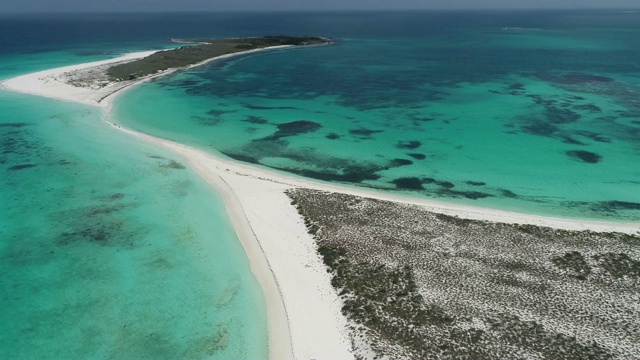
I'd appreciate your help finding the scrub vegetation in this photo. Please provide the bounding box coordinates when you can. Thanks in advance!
[106,36,329,81]
[287,188,640,359]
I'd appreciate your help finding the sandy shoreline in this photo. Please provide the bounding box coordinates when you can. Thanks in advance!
[2,48,638,360]
[1,51,158,106]
[1,47,354,360]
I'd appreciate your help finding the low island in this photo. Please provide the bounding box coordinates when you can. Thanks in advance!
[107,36,329,81]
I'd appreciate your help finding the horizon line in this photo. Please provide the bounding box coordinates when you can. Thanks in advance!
[2,7,640,15]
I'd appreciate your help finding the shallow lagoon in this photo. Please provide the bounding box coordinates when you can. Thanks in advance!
[115,11,640,221]
[1,70,267,359]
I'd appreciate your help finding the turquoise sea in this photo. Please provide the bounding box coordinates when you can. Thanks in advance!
[0,16,268,360]
[1,9,640,359]
[114,10,640,221]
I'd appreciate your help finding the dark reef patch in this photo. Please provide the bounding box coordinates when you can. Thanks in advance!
[221,152,260,164]
[506,83,527,96]
[617,110,640,118]
[515,99,613,147]
[560,73,614,84]
[88,204,127,216]
[526,94,556,107]
[242,104,298,110]
[566,150,601,164]
[191,115,220,126]
[396,140,421,150]
[0,122,31,128]
[207,109,235,117]
[325,133,340,140]
[573,130,610,143]
[437,189,493,200]
[408,114,435,123]
[436,181,455,189]
[261,120,322,141]
[574,104,602,113]
[390,158,413,167]
[466,181,486,186]
[348,127,384,138]
[521,120,559,137]
[160,160,186,170]
[169,79,202,88]
[58,226,114,245]
[221,140,419,184]
[56,221,136,247]
[594,201,640,212]
[499,189,519,198]
[545,107,581,124]
[243,116,268,124]
[393,177,424,190]
[8,164,36,170]
[536,72,614,85]
[109,193,125,200]
[561,136,586,145]
[391,176,461,191]
[407,153,426,160]
[53,200,142,248]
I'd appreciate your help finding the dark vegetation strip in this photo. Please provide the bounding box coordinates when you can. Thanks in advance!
[106,36,329,81]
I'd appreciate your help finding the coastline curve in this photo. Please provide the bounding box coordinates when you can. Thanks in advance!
[3,44,639,360]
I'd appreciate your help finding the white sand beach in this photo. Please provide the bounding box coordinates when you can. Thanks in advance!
[1,51,157,106]
[2,49,638,360]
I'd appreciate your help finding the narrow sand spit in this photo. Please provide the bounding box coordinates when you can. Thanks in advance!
[2,49,638,360]
[1,48,354,360]
[1,51,157,105]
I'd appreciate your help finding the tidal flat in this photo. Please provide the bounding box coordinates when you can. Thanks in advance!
[288,188,640,359]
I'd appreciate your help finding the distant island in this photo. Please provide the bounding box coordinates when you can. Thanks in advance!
[107,36,330,81]
[502,27,543,31]
[3,35,331,107]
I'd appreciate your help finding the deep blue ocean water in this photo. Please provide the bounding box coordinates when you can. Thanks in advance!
[1,10,640,359]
